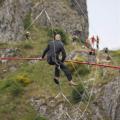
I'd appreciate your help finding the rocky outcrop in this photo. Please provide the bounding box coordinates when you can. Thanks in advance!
[70,0,89,38]
[33,0,88,34]
[97,77,120,120]
[30,77,120,120]
[30,96,89,120]
[0,0,32,42]
[0,0,89,41]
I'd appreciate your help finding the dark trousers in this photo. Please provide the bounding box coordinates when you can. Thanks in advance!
[47,57,72,81]
[54,61,72,81]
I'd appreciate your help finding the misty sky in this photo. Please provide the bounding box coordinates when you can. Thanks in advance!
[87,0,120,50]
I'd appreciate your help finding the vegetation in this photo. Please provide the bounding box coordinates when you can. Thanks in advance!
[35,116,48,120]
[0,25,119,119]
[23,12,32,30]
[66,55,90,76]
[111,50,120,64]
[0,0,4,6]
[71,84,86,104]
[48,28,69,44]
[0,79,24,96]
[16,73,32,86]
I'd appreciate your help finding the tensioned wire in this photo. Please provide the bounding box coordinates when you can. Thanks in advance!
[66,0,101,119]
[1,0,118,119]
[43,1,97,120]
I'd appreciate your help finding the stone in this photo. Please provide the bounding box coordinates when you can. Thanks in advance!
[0,0,89,41]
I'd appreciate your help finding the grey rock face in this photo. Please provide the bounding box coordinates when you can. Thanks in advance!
[98,77,120,120]
[0,0,32,42]
[30,96,89,120]
[33,0,89,36]
[0,0,89,41]
[70,0,89,37]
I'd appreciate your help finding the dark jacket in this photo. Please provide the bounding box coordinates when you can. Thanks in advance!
[42,40,66,64]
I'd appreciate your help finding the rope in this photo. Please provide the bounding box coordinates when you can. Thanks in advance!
[66,60,120,69]
[24,8,45,31]
[58,83,73,106]
[0,48,95,54]
[73,0,88,19]
[44,10,79,119]
[70,61,89,97]
[0,1,119,119]
[45,2,84,120]
[70,0,104,116]
[69,58,93,117]
[80,50,100,119]
[65,112,73,120]
[44,5,74,119]
[0,57,120,69]
[80,68,97,119]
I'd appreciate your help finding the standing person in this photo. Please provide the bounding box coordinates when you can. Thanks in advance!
[91,36,96,49]
[96,35,100,49]
[104,47,112,62]
[41,34,78,86]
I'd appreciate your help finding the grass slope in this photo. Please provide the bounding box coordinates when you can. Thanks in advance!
[0,27,119,120]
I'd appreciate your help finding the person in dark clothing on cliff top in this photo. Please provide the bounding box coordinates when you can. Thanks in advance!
[41,34,78,86]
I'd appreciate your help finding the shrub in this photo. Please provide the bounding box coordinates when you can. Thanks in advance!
[23,42,33,49]
[111,50,120,58]
[0,79,24,96]
[16,73,32,86]
[48,28,69,44]
[23,12,32,30]
[66,55,90,76]
[76,64,90,77]
[35,116,47,120]
[0,80,14,90]
[9,81,24,96]
[17,41,33,49]
[71,84,86,104]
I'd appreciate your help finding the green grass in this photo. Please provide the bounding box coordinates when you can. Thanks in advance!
[0,27,74,119]
[0,26,120,119]
[111,50,120,64]
[0,93,40,120]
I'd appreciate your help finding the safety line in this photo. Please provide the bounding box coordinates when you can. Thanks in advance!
[70,61,89,97]
[0,48,95,54]
[73,0,88,19]
[25,8,45,31]
[38,5,74,120]
[80,60,98,119]
[0,57,120,69]
[66,60,120,69]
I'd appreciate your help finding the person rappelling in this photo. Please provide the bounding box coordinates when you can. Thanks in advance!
[40,34,78,86]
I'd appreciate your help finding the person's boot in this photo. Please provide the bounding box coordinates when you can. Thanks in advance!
[69,80,78,86]
[54,78,60,85]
